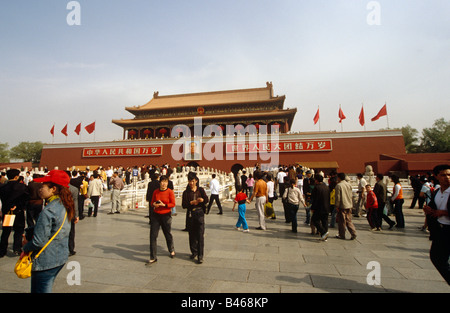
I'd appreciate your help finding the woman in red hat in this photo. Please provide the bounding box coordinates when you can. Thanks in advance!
[22,170,75,293]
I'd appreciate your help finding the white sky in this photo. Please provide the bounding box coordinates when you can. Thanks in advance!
[1,0,449,147]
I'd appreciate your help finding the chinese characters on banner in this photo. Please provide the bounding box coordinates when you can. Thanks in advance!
[226,140,332,154]
[82,146,163,158]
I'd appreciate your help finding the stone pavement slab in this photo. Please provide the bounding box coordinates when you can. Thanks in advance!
[0,196,449,294]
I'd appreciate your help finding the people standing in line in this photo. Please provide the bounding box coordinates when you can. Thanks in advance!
[355,173,367,217]
[108,171,124,215]
[334,173,357,240]
[206,174,223,215]
[365,184,381,231]
[390,175,405,228]
[311,175,330,240]
[373,174,395,229]
[22,170,74,293]
[423,164,450,285]
[147,175,176,265]
[182,172,208,264]
[0,169,29,257]
[282,178,306,233]
[87,172,103,217]
[232,187,249,233]
[248,171,268,230]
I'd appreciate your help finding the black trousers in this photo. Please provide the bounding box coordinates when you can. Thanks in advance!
[88,196,100,217]
[376,202,395,228]
[207,194,222,214]
[78,194,86,219]
[312,211,329,236]
[0,209,25,255]
[69,219,76,254]
[430,224,450,285]
[149,212,174,260]
[187,209,205,259]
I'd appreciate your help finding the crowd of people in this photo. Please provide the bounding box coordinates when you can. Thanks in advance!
[1,162,449,292]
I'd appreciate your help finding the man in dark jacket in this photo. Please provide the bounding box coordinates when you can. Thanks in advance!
[0,169,30,257]
[373,174,395,229]
[311,174,330,241]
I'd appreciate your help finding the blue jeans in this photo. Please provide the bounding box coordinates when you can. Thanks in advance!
[235,204,248,230]
[31,264,65,293]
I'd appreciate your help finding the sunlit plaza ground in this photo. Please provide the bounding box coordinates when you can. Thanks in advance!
[1,192,449,294]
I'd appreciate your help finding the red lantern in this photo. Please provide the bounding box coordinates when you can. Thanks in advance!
[128,130,137,139]
[143,129,151,138]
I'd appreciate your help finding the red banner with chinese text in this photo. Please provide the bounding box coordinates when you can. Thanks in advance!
[82,146,163,158]
[226,140,332,154]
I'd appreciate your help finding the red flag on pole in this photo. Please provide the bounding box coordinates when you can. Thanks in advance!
[50,124,55,136]
[359,106,365,126]
[338,107,346,123]
[61,124,68,137]
[313,108,320,125]
[371,104,388,121]
[85,121,96,134]
[74,123,81,135]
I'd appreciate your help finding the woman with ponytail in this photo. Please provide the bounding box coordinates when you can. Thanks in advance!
[22,170,74,293]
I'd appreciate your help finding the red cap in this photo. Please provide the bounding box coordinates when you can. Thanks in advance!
[34,170,70,188]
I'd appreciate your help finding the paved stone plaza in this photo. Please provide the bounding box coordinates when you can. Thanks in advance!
[0,195,449,293]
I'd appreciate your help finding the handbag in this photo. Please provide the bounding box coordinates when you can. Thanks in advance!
[14,211,67,279]
[2,210,16,227]
[264,202,274,218]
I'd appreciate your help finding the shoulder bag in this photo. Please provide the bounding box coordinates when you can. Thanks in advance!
[14,211,67,279]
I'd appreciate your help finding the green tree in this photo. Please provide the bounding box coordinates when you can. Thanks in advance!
[10,141,44,164]
[401,125,420,153]
[419,118,450,153]
[0,143,10,163]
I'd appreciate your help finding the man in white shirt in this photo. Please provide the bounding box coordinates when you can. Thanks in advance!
[206,174,223,215]
[423,164,450,285]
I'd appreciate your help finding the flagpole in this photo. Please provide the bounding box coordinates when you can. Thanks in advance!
[318,105,321,131]
[385,102,390,129]
[94,120,96,142]
[362,103,366,131]
[340,104,343,132]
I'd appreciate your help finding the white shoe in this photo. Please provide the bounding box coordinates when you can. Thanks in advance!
[243,229,249,233]
[236,227,242,231]
[320,232,329,241]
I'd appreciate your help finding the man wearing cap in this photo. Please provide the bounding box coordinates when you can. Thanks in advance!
[0,169,30,257]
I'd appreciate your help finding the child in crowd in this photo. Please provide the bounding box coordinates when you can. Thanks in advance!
[365,184,381,231]
[232,187,249,232]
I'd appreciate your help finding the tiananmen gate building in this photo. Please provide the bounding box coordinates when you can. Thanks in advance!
[40,82,445,175]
